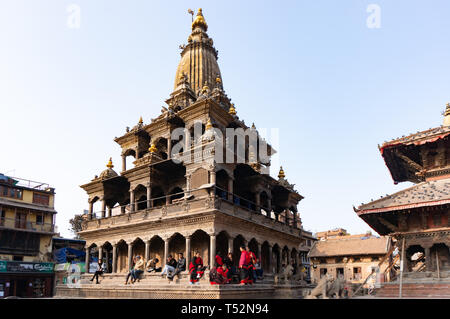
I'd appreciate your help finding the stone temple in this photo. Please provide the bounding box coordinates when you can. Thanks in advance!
[56,9,315,299]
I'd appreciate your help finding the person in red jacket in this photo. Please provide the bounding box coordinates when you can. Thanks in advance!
[210,264,230,285]
[246,246,257,283]
[189,251,206,284]
[238,245,252,285]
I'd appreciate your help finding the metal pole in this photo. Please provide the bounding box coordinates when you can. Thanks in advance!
[399,237,405,298]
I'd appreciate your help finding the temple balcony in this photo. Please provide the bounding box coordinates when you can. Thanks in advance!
[80,186,303,238]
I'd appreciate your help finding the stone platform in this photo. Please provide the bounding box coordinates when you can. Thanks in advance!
[375,271,450,298]
[55,272,313,299]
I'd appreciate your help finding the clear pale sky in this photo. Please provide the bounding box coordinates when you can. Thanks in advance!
[1,1,450,238]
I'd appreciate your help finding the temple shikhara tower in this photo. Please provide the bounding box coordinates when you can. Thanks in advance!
[355,105,450,297]
[57,9,314,298]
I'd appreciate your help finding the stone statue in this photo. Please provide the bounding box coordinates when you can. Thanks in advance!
[274,264,294,284]
[327,276,346,299]
[305,274,333,299]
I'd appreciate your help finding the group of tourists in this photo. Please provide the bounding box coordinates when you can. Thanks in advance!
[89,246,264,286]
[209,245,263,285]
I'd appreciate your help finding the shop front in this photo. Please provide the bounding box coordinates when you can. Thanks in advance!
[0,261,54,298]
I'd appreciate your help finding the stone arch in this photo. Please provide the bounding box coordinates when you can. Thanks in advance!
[215,169,229,199]
[248,238,259,258]
[132,237,145,261]
[232,234,247,267]
[261,241,271,273]
[216,231,229,258]
[101,241,113,273]
[151,186,165,207]
[168,186,184,203]
[282,246,290,267]
[134,184,147,210]
[149,235,164,268]
[272,244,281,274]
[191,229,210,266]
[154,137,168,160]
[116,239,128,273]
[169,233,186,259]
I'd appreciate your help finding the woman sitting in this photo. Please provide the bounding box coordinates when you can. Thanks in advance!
[189,251,206,285]
[210,264,230,285]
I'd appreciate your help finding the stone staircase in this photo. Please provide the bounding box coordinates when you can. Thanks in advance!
[54,272,308,299]
[376,282,450,298]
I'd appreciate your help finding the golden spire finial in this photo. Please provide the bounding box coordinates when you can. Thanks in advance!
[106,157,114,169]
[139,116,143,125]
[229,103,236,115]
[192,8,208,31]
[216,76,222,84]
[149,143,157,153]
[206,118,213,130]
[251,123,256,129]
[444,102,450,126]
[278,166,285,179]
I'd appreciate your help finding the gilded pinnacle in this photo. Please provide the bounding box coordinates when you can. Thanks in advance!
[278,166,286,179]
[229,103,236,115]
[149,143,157,153]
[106,157,114,169]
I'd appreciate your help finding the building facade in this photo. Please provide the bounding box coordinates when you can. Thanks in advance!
[355,106,450,293]
[308,232,390,286]
[76,9,315,287]
[0,173,57,298]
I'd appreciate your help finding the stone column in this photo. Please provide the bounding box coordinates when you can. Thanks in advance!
[228,237,234,254]
[122,155,126,172]
[88,201,94,220]
[257,242,262,261]
[167,138,172,159]
[127,242,133,271]
[105,250,109,272]
[146,186,152,209]
[267,244,273,274]
[255,192,261,213]
[186,236,191,265]
[164,239,169,267]
[166,195,171,205]
[186,175,191,195]
[112,244,117,273]
[210,234,216,268]
[210,170,216,184]
[85,247,90,272]
[98,246,103,262]
[145,240,150,262]
[228,178,233,201]
[130,190,135,213]
[101,200,106,218]
[135,147,140,159]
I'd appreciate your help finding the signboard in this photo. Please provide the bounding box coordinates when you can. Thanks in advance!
[0,261,6,273]
[0,261,54,273]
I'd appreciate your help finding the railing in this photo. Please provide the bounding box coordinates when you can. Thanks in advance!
[0,216,55,233]
[87,185,302,230]
[6,176,51,191]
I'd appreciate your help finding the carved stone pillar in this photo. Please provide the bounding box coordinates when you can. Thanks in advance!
[145,240,150,262]
[167,138,172,159]
[105,250,109,272]
[164,239,169,267]
[112,243,117,273]
[130,190,135,213]
[101,200,106,218]
[228,178,233,201]
[88,200,94,220]
[186,236,191,265]
[255,192,261,213]
[146,186,152,209]
[127,242,133,270]
[122,154,126,172]
[210,170,216,184]
[228,237,234,254]
[210,234,216,268]
[98,246,103,262]
[85,247,90,272]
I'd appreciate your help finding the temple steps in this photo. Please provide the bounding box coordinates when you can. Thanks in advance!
[376,282,450,298]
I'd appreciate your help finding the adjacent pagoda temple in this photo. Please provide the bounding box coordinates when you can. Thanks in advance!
[57,9,315,299]
[355,105,450,297]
